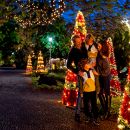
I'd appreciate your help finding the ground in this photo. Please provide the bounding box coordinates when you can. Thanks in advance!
[0,69,118,130]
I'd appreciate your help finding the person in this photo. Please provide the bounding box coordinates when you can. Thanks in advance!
[96,40,111,119]
[81,33,98,65]
[67,35,85,122]
[81,34,100,94]
[78,59,99,125]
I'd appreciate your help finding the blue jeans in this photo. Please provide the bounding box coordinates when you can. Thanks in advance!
[75,75,83,115]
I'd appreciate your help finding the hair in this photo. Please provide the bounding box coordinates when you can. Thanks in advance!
[100,41,110,57]
[78,58,89,71]
[71,35,81,44]
[85,33,95,41]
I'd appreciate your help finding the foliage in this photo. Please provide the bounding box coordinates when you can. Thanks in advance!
[31,71,65,91]
[0,0,16,25]
[39,18,70,59]
[0,20,20,66]
[113,29,130,70]
[64,0,130,37]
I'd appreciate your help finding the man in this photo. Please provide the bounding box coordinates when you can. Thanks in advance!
[67,35,84,122]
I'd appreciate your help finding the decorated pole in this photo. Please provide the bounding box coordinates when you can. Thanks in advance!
[107,37,121,96]
[36,51,46,73]
[26,54,33,74]
[117,63,130,129]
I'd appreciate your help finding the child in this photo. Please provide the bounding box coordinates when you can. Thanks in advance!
[81,33,98,66]
[81,34,100,95]
[78,59,99,125]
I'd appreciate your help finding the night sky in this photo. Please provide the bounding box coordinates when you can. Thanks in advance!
[62,0,130,23]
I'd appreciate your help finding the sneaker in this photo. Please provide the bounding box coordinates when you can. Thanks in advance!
[85,117,91,123]
[104,112,111,119]
[75,114,80,122]
[99,115,105,120]
[93,120,100,126]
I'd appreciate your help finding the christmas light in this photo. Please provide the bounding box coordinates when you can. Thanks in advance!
[117,66,130,129]
[118,124,125,129]
[71,10,87,46]
[107,37,121,96]
[36,51,47,73]
[26,54,33,74]
[14,0,65,28]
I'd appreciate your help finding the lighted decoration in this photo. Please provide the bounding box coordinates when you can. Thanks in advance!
[71,10,87,45]
[26,54,33,74]
[117,66,130,130]
[36,51,46,73]
[107,37,121,96]
[62,11,87,107]
[14,0,66,28]
[62,70,78,106]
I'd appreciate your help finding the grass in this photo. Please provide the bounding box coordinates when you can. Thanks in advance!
[31,71,65,91]
[111,96,122,114]
[31,71,123,114]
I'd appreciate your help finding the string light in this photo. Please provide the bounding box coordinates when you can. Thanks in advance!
[14,0,66,28]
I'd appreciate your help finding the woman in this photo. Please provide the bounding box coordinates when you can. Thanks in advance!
[96,40,111,119]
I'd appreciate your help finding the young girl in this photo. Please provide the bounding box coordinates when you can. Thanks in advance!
[78,59,99,125]
[81,33,98,65]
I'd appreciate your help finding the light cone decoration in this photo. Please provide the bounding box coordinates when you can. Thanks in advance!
[107,37,121,96]
[26,54,32,74]
[36,51,46,73]
[117,66,130,130]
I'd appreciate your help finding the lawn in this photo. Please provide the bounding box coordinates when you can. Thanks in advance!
[31,71,123,115]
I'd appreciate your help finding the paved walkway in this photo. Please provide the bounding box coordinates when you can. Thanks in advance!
[0,70,117,130]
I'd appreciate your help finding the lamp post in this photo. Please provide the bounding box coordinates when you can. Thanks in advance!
[48,37,53,70]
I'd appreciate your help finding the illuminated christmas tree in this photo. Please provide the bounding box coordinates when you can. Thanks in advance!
[62,11,87,106]
[117,66,130,130]
[107,37,121,96]
[36,51,45,73]
[72,10,87,44]
[26,55,32,74]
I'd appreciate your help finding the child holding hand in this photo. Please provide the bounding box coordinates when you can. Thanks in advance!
[78,59,99,125]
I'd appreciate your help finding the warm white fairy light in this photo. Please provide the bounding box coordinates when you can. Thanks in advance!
[14,0,65,28]
[118,124,125,129]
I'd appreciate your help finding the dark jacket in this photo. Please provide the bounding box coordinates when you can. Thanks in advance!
[67,47,85,74]
[96,53,110,77]
[81,42,98,59]
[81,42,88,59]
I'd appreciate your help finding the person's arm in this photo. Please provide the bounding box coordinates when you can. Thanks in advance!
[102,58,110,76]
[67,50,78,74]
[92,69,99,76]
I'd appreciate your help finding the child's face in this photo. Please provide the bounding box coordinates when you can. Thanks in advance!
[87,37,94,46]
[84,63,91,70]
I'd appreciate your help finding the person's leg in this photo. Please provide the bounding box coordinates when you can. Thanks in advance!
[104,94,111,119]
[75,90,81,121]
[91,91,98,118]
[98,76,106,116]
[90,91,100,125]
[83,92,91,122]
[104,75,111,119]
[75,76,83,121]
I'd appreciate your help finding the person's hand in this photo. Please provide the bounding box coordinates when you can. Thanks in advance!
[91,62,96,67]
[78,71,84,77]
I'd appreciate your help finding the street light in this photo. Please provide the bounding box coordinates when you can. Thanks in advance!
[48,37,53,70]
